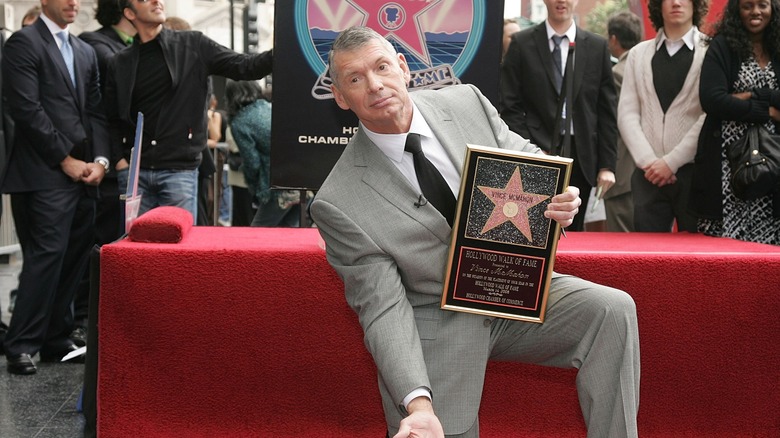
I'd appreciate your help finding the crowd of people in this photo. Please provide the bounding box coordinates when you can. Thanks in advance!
[0,0,276,376]
[0,0,778,436]
[502,0,780,245]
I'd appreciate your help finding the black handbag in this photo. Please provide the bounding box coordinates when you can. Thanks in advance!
[726,124,780,200]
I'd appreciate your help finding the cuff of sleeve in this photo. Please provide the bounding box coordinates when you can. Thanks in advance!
[402,387,432,411]
[748,98,771,121]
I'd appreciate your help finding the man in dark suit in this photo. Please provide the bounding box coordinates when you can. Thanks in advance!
[501,0,618,231]
[2,0,110,375]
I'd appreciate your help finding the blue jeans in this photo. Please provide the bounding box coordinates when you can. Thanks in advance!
[219,170,232,223]
[117,168,198,224]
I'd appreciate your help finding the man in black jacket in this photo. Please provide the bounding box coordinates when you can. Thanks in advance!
[501,0,618,231]
[67,0,137,348]
[105,0,272,222]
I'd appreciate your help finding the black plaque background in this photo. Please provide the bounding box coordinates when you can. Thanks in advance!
[442,146,572,322]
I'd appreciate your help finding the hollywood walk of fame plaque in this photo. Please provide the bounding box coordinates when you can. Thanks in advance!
[441,145,572,323]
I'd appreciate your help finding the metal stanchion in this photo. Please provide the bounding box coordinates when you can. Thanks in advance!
[212,142,228,226]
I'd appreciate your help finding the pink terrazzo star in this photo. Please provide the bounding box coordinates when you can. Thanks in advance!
[477,167,550,241]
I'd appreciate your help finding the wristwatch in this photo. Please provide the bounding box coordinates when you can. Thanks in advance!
[95,157,110,173]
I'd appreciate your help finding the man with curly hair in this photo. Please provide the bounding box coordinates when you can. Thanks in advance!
[617,0,710,232]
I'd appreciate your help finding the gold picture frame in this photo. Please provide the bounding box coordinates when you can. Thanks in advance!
[441,145,573,323]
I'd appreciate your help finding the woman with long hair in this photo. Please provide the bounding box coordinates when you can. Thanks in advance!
[693,0,780,244]
[225,80,301,227]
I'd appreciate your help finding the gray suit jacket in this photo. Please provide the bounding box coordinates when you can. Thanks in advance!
[311,84,539,434]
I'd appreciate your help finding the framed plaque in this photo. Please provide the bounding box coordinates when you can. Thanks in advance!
[441,145,573,323]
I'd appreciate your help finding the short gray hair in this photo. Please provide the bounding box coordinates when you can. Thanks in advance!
[328,26,396,85]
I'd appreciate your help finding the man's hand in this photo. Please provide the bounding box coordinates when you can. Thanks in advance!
[115,158,130,172]
[596,169,616,194]
[544,185,581,228]
[61,156,106,185]
[392,397,444,438]
[60,156,89,182]
[81,162,106,186]
[770,106,780,122]
[643,159,675,187]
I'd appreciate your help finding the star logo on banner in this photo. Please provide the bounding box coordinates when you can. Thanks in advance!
[478,167,550,241]
[347,0,441,66]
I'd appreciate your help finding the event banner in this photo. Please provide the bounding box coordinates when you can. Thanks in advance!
[271,0,505,189]
[441,145,572,323]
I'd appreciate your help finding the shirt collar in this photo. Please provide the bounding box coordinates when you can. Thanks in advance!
[113,26,135,46]
[545,20,576,42]
[656,26,697,52]
[39,12,70,42]
[362,100,435,163]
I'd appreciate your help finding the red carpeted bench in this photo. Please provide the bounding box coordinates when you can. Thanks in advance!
[97,208,780,437]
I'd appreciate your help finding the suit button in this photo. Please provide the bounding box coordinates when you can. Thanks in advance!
[151,140,157,146]
[483,319,492,327]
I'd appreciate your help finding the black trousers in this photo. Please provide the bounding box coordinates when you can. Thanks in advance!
[566,138,592,232]
[72,176,123,327]
[3,187,95,356]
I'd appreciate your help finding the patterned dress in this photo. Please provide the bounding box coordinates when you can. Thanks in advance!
[698,58,780,244]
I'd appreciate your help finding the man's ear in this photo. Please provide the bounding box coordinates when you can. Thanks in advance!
[331,85,350,111]
[397,53,411,86]
[123,7,135,22]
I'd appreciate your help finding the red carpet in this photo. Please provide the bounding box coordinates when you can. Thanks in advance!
[551,232,780,437]
[98,220,780,437]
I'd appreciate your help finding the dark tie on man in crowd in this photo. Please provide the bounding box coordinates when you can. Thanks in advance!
[551,34,564,93]
[500,2,618,232]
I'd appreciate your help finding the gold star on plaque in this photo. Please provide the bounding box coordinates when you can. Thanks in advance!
[477,167,550,241]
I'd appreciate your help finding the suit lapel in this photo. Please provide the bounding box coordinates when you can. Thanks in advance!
[572,28,587,101]
[37,23,78,100]
[413,93,467,171]
[533,25,559,93]
[354,128,452,244]
[72,38,90,108]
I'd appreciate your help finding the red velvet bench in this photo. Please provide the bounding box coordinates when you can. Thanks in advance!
[97,210,780,437]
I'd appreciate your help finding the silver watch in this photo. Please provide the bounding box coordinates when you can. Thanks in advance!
[95,157,110,173]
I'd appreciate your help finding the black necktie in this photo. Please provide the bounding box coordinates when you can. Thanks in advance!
[405,133,456,226]
[551,35,564,93]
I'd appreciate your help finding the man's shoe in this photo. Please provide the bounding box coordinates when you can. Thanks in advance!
[7,353,37,375]
[70,327,87,348]
[40,343,84,363]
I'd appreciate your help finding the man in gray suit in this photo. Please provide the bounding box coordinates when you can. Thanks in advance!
[604,11,643,232]
[310,26,640,438]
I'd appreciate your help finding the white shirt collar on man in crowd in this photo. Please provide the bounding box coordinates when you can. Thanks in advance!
[38,12,71,49]
[545,20,577,50]
[656,26,697,56]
